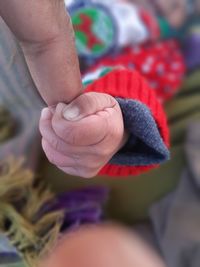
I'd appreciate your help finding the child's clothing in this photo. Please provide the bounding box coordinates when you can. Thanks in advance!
[0,1,199,266]
[87,40,185,102]
[184,25,200,70]
[83,68,170,176]
[0,14,171,265]
[68,0,186,98]
[68,0,171,59]
[68,0,200,72]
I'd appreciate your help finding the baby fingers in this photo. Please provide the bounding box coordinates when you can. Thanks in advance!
[52,103,108,146]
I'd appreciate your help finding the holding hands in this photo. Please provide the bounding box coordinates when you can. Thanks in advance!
[40,92,127,178]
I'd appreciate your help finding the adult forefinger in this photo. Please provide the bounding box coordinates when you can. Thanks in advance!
[0,0,83,106]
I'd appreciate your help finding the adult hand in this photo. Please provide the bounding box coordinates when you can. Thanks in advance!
[0,0,82,105]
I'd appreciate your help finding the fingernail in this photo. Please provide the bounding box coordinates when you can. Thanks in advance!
[63,106,80,121]
[41,108,51,120]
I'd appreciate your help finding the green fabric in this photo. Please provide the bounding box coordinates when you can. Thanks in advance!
[180,70,200,92]
[0,107,14,144]
[157,17,177,39]
[41,145,184,223]
[41,69,200,224]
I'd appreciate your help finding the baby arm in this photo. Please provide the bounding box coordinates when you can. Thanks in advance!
[40,92,128,178]
[40,68,170,178]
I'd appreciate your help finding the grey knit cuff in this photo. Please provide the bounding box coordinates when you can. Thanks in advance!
[111,98,170,166]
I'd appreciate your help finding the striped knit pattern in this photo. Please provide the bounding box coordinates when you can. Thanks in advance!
[86,69,169,176]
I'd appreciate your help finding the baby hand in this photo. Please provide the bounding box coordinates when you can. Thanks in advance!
[39,92,127,178]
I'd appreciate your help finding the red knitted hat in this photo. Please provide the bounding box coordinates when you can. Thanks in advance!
[85,69,169,177]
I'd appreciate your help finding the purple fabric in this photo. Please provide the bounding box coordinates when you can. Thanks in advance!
[41,187,109,230]
[0,235,20,264]
[0,253,20,264]
[0,186,108,264]
[184,30,200,70]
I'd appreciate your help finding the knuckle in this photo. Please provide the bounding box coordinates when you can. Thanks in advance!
[80,92,98,110]
[77,93,93,111]
[87,92,98,105]
[103,93,116,107]
[67,128,77,145]
[93,146,110,158]
[51,138,60,151]
[65,126,83,146]
[58,124,74,143]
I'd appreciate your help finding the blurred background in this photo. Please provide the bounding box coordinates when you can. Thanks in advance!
[0,0,200,266]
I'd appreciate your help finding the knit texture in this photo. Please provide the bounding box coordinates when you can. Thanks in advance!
[85,69,170,176]
[112,99,170,165]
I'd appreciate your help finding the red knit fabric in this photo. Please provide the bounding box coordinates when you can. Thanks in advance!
[139,8,161,40]
[85,69,169,177]
[90,40,186,103]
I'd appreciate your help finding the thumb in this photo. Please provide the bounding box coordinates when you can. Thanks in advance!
[62,92,117,122]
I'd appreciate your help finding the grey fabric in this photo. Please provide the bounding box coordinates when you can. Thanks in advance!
[0,235,17,255]
[0,18,44,170]
[0,18,43,264]
[150,122,200,267]
[0,235,20,264]
[112,98,170,166]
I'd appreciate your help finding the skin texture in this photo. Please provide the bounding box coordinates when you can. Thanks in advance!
[0,0,83,106]
[39,224,167,267]
[40,92,127,178]
[0,2,167,266]
[0,0,128,177]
